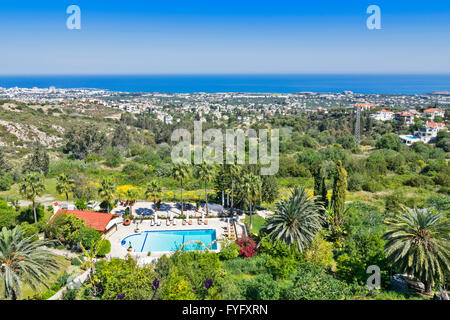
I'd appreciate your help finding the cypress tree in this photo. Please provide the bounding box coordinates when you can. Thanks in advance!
[330,160,348,241]
[313,162,328,208]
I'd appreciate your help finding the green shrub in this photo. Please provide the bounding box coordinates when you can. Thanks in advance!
[222,256,268,276]
[219,240,240,261]
[239,274,280,300]
[71,226,102,249]
[97,239,111,256]
[280,262,361,300]
[19,222,39,241]
[62,289,78,300]
[18,205,45,224]
[258,237,301,279]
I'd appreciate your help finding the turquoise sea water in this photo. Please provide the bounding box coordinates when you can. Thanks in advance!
[1,74,450,94]
[121,229,217,252]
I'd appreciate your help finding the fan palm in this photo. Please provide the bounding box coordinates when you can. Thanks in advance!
[56,174,75,201]
[0,226,59,300]
[97,178,116,213]
[19,172,45,223]
[384,208,450,293]
[195,163,216,216]
[126,188,140,216]
[239,173,262,229]
[145,180,162,207]
[263,186,325,252]
[170,163,190,216]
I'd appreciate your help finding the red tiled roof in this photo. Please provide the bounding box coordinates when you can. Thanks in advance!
[424,108,442,113]
[55,209,118,232]
[426,122,444,128]
[396,111,414,117]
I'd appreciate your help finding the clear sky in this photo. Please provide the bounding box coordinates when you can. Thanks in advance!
[0,0,449,74]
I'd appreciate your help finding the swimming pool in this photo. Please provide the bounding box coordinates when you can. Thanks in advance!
[121,229,217,252]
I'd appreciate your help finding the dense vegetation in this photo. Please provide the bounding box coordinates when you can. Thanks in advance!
[0,101,449,300]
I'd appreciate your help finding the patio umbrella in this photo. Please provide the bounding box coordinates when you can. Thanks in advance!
[201,209,205,223]
[170,210,174,221]
[154,210,158,224]
[186,209,189,221]
[228,218,231,237]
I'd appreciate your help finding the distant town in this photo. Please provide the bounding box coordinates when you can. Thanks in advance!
[1,86,449,128]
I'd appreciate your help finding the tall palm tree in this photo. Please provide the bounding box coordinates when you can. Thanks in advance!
[384,208,450,293]
[97,178,116,213]
[0,226,59,300]
[262,186,325,252]
[195,163,216,216]
[170,164,190,217]
[19,172,45,223]
[56,174,75,201]
[227,164,242,216]
[145,180,162,207]
[240,173,262,230]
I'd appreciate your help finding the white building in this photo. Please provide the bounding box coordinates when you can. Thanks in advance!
[371,109,394,121]
[395,111,415,125]
[423,108,445,120]
[399,122,445,146]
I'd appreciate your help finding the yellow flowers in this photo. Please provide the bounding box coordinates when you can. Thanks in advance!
[115,185,141,197]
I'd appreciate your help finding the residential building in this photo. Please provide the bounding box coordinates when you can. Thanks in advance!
[371,109,394,121]
[399,121,445,146]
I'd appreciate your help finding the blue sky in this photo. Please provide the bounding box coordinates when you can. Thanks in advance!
[0,0,449,74]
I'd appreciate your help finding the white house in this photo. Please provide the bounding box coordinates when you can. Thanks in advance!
[371,109,394,121]
[395,111,415,125]
[423,108,445,120]
[399,122,445,146]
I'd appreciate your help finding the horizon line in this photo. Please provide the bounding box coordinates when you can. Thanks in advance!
[1,73,450,77]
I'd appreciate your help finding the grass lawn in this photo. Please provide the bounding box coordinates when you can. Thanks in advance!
[244,214,266,235]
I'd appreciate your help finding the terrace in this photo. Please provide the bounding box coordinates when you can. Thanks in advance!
[107,201,247,264]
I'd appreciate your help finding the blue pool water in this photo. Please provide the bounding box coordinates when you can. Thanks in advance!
[121,229,217,252]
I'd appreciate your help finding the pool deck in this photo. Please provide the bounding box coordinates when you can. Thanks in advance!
[106,217,246,264]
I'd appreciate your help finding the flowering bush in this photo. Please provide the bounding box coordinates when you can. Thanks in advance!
[235,236,257,258]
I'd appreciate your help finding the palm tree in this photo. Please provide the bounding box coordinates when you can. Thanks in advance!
[240,173,262,230]
[227,164,242,216]
[170,164,190,217]
[384,208,450,293]
[195,163,216,216]
[145,180,162,207]
[97,178,116,213]
[0,226,59,300]
[126,188,140,217]
[262,186,325,252]
[19,172,45,223]
[56,174,75,201]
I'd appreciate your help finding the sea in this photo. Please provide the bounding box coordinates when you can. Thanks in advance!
[1,74,450,95]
